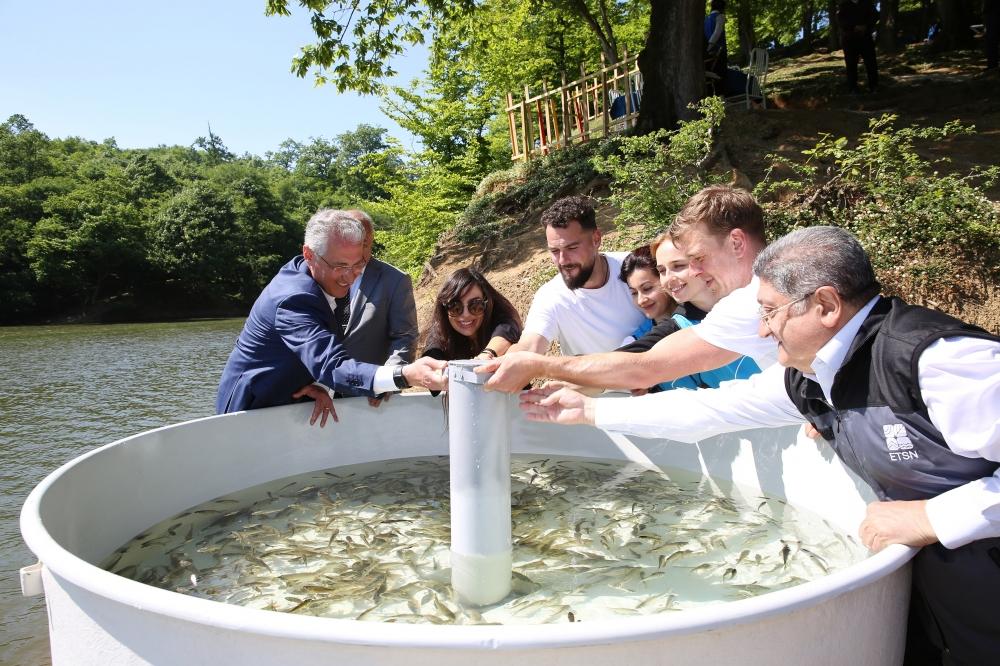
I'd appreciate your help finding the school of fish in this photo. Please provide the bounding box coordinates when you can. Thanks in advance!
[102,455,867,624]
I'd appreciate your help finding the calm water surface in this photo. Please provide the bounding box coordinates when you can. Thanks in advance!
[0,318,244,665]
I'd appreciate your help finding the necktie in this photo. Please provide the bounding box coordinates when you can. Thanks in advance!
[333,296,350,338]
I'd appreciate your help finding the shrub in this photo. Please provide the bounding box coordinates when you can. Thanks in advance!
[592,97,727,238]
[454,141,602,243]
[756,114,1000,306]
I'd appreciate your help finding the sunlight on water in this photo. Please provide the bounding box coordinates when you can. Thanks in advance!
[105,455,867,624]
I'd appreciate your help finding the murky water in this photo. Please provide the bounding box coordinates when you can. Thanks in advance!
[0,319,244,665]
[105,455,866,624]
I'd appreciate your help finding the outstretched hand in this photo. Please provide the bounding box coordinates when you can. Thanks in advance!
[519,385,595,426]
[292,383,338,427]
[478,351,543,393]
[404,357,449,392]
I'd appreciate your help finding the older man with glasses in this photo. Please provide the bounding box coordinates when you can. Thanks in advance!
[216,209,445,423]
[521,226,1000,664]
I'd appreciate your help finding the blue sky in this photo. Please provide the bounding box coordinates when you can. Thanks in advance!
[0,1,427,156]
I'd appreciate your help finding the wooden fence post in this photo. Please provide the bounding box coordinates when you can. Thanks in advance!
[560,72,570,148]
[506,92,519,161]
[521,84,532,162]
[599,53,610,138]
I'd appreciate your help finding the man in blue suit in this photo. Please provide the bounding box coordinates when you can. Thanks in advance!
[216,209,446,418]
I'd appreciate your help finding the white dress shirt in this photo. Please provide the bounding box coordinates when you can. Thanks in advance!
[596,296,1000,549]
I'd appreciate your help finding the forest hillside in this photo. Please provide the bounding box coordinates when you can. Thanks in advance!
[413,46,1000,339]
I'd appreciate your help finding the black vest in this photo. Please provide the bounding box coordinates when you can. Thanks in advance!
[785,297,1000,501]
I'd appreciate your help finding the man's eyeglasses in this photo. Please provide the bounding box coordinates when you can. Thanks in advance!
[758,293,812,328]
[315,253,368,276]
[445,298,488,318]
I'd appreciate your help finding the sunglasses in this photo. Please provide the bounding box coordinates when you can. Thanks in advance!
[445,297,488,318]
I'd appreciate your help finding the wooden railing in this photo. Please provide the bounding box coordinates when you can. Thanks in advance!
[505,52,643,162]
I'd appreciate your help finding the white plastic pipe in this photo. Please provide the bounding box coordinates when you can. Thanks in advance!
[447,360,512,606]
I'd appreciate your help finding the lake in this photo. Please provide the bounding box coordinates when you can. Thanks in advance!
[0,318,245,664]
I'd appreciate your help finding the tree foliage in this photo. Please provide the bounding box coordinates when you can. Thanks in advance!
[0,114,410,323]
[756,115,1000,305]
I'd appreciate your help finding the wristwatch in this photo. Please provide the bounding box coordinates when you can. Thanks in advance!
[393,364,411,390]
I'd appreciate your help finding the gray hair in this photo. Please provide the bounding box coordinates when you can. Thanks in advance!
[304,209,365,256]
[345,208,374,236]
[753,226,881,308]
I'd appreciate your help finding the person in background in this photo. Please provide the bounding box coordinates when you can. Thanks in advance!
[421,268,523,363]
[341,209,419,407]
[216,209,447,421]
[618,236,759,392]
[838,0,879,93]
[704,0,728,84]
[986,0,999,70]
[521,226,1000,665]
[505,195,645,357]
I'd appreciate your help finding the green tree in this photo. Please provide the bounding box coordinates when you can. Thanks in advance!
[26,167,147,309]
[333,124,402,200]
[267,0,701,132]
[192,126,236,165]
[0,114,55,185]
[148,183,244,298]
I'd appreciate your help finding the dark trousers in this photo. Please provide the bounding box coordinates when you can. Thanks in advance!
[842,34,878,90]
[986,8,999,69]
[904,538,1000,665]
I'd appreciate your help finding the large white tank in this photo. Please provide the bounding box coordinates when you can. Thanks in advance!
[20,394,914,665]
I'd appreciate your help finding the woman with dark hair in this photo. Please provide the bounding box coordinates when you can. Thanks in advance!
[617,236,759,392]
[421,268,523,362]
[618,246,679,344]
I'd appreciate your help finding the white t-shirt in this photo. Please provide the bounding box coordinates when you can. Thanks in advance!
[692,275,779,369]
[523,252,646,356]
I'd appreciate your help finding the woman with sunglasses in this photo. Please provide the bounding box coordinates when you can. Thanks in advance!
[421,268,523,364]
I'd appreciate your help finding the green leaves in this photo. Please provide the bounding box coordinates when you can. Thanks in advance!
[593,97,727,238]
[268,0,440,94]
[756,114,1000,307]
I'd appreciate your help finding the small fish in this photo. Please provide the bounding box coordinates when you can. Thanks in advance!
[801,547,830,573]
[723,567,737,582]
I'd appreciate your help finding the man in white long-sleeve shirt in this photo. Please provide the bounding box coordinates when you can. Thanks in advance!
[521,226,1000,664]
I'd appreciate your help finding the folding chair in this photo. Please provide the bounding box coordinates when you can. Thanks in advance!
[726,48,769,110]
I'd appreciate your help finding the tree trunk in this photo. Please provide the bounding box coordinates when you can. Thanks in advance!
[878,0,900,52]
[735,0,755,65]
[802,2,816,44]
[936,0,974,49]
[827,0,841,51]
[635,0,703,134]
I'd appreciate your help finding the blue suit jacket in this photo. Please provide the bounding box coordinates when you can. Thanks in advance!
[216,256,379,413]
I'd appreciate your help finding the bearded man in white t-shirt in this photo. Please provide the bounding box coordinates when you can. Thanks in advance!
[508,196,646,357]
[483,185,773,391]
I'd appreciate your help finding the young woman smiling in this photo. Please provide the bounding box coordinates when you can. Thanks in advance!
[617,235,759,391]
[421,268,522,363]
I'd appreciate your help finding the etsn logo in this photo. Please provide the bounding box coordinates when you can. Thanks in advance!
[883,423,919,461]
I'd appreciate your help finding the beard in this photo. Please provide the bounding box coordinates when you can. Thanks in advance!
[560,255,598,290]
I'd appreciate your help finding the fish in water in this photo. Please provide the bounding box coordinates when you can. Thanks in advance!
[101,455,866,625]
